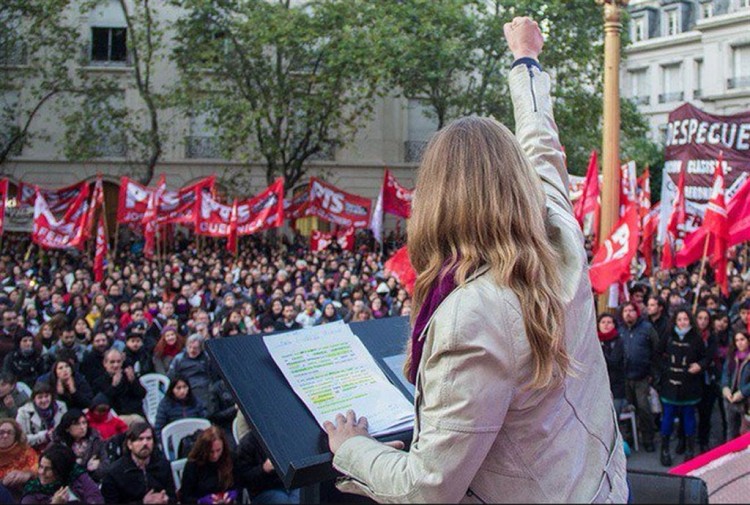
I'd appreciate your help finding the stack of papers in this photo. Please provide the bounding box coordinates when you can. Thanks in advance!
[264,321,414,436]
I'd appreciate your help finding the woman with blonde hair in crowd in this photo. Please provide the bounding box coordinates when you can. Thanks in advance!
[324,17,627,503]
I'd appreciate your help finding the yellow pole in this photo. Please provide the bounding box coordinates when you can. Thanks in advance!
[596,0,629,313]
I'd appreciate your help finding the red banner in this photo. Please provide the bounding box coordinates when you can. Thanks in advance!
[234,178,285,235]
[307,178,371,228]
[337,227,355,252]
[32,192,89,250]
[94,215,107,283]
[18,181,89,216]
[310,230,333,253]
[284,187,309,221]
[382,170,412,219]
[157,176,215,225]
[589,204,640,294]
[196,191,233,237]
[573,151,599,226]
[0,179,7,236]
[143,175,166,259]
[660,103,750,238]
[117,177,153,225]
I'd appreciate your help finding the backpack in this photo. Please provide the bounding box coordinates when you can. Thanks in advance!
[177,428,205,459]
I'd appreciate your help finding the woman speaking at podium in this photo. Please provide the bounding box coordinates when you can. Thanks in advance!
[324,17,628,503]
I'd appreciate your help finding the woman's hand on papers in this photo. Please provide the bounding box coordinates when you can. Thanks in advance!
[324,410,405,454]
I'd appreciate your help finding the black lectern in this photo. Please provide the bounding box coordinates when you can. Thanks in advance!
[205,316,415,502]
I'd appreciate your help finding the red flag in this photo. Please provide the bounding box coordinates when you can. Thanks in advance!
[0,179,8,237]
[234,178,285,236]
[637,167,651,224]
[667,162,687,237]
[382,169,413,219]
[87,176,104,236]
[32,191,89,250]
[227,199,238,255]
[94,215,107,283]
[117,177,153,225]
[310,230,333,253]
[18,181,88,215]
[639,203,660,277]
[143,175,166,259]
[158,176,215,225]
[573,151,599,227]
[703,153,728,295]
[589,204,640,294]
[703,153,728,240]
[384,246,416,295]
[619,161,637,217]
[337,227,355,252]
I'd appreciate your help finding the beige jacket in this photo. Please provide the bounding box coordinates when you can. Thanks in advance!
[332,64,628,503]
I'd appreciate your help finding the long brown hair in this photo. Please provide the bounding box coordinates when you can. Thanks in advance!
[187,426,233,491]
[406,116,569,390]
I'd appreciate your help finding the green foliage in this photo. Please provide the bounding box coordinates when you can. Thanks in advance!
[0,0,80,166]
[380,0,660,176]
[173,0,390,189]
[61,0,167,184]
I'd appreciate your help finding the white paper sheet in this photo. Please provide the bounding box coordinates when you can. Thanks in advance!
[263,321,414,436]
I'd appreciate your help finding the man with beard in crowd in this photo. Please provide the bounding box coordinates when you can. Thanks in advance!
[101,422,175,504]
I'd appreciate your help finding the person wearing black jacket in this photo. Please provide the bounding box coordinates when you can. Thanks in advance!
[101,422,175,504]
[658,309,710,466]
[2,333,46,387]
[47,358,94,410]
[123,333,154,377]
[236,427,299,503]
[695,308,720,454]
[80,332,110,387]
[93,349,146,424]
[618,302,661,453]
[647,295,670,347]
[597,313,626,415]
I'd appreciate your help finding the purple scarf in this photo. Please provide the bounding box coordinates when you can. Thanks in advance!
[408,267,458,384]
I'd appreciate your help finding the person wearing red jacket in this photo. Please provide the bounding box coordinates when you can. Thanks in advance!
[85,394,127,441]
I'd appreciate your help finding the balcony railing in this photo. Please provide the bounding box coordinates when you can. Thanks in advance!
[633,95,650,105]
[404,140,427,163]
[728,76,750,89]
[658,91,684,103]
[185,136,221,159]
[94,136,127,158]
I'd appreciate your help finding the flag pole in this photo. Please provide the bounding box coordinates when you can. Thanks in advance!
[693,236,710,315]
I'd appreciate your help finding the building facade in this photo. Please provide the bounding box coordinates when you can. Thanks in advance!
[0,0,439,232]
[623,0,750,141]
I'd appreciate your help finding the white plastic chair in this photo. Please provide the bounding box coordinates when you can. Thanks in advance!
[170,458,187,491]
[619,409,639,452]
[161,418,210,461]
[232,416,242,445]
[15,381,32,398]
[139,373,170,427]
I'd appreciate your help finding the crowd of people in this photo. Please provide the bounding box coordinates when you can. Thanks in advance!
[1,222,750,502]
[597,260,750,467]
[0,228,408,504]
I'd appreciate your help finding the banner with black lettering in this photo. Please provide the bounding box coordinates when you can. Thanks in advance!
[659,103,750,241]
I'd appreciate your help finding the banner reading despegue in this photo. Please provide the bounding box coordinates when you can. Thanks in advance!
[307,177,371,228]
[658,103,750,243]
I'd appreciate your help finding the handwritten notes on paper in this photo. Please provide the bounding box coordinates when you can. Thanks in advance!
[264,321,414,436]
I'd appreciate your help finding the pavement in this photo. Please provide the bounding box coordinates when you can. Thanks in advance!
[625,407,726,474]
